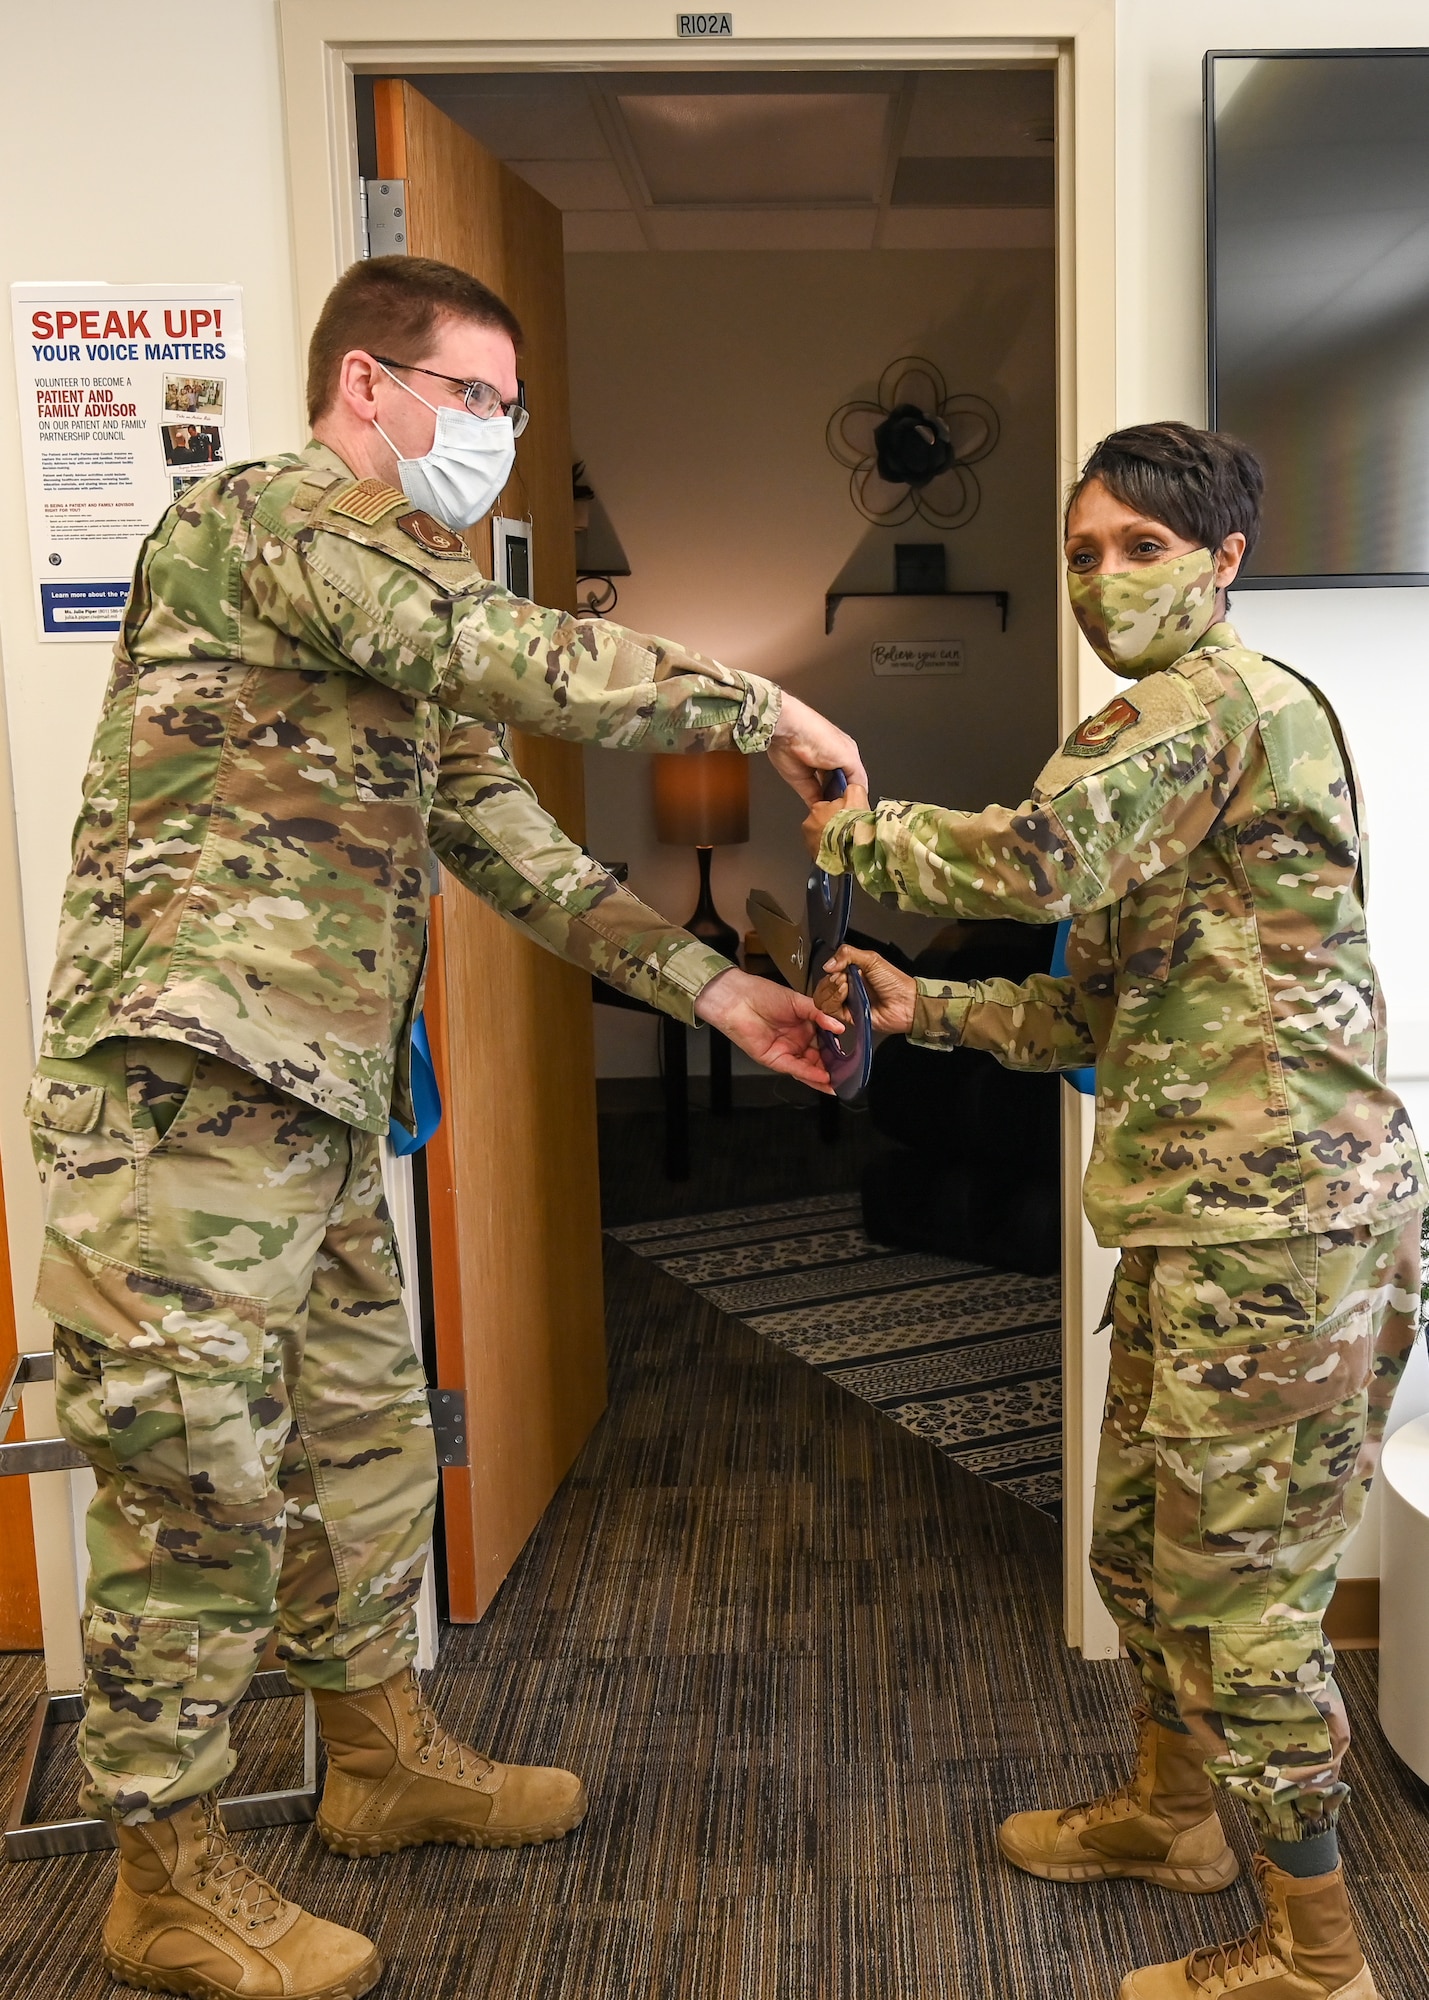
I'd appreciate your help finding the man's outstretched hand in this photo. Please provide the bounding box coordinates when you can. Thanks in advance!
[767,691,867,805]
[694,967,845,1093]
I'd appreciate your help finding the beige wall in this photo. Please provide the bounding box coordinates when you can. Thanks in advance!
[567,247,1057,1073]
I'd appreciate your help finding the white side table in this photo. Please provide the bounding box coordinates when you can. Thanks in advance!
[1379,1410,1429,1781]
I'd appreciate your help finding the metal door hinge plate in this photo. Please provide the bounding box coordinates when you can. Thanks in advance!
[363,180,408,258]
[430,1388,468,1467]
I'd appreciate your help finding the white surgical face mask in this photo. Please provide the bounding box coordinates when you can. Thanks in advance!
[373,363,516,531]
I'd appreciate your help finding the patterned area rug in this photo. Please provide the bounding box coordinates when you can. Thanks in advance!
[608,1192,1064,1518]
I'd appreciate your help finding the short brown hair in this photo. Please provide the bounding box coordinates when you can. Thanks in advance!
[306,255,523,425]
[1067,421,1264,558]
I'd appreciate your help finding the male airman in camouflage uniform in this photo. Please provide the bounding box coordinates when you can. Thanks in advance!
[30,256,859,2000]
[809,424,1421,2000]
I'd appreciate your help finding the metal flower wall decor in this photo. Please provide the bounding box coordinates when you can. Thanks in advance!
[826,357,1000,529]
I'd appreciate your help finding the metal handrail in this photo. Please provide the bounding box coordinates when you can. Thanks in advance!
[0,1350,89,1476]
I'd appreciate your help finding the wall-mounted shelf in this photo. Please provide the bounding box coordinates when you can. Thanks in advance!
[824,588,1009,636]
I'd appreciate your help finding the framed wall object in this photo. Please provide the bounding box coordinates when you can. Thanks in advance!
[1206,47,1429,586]
[491,514,533,599]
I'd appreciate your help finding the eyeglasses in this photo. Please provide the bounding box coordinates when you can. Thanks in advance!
[373,358,530,435]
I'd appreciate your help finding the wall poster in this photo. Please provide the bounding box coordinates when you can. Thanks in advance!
[10,282,250,642]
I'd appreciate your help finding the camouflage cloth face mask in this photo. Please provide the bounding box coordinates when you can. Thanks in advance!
[1067,547,1221,678]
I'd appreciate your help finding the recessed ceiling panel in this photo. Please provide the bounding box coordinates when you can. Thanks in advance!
[616,93,889,207]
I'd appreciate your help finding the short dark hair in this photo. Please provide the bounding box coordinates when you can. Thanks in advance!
[306,255,523,425]
[1067,421,1264,558]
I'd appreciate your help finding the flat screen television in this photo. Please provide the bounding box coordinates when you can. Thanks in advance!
[1206,49,1429,586]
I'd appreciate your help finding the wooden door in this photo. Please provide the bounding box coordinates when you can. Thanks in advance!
[373,80,606,1620]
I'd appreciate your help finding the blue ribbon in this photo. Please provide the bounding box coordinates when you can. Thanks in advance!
[1050,920,1096,1098]
[387,1014,444,1155]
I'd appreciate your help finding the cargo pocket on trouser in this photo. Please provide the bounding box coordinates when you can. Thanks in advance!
[39,1225,277,1508]
[79,1606,200,1807]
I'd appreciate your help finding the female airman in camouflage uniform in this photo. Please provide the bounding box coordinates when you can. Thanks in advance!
[810,422,1421,2000]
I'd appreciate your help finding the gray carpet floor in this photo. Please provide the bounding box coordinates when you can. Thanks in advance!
[1,1240,1427,1997]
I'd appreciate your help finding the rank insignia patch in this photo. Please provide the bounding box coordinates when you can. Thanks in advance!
[1064,695,1140,758]
[328,479,406,526]
[397,510,468,558]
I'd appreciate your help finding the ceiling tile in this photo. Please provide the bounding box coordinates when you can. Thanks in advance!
[644,208,879,251]
[880,208,1056,250]
[902,69,1055,158]
[412,76,609,161]
[564,211,648,253]
[892,157,1054,208]
[507,160,631,211]
[616,93,889,206]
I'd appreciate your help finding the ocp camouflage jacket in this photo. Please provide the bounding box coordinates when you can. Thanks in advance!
[817,623,1424,1247]
[40,441,780,1133]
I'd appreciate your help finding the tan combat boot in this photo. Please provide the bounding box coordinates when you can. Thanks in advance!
[998,1708,1239,1892]
[102,1794,382,2000]
[1120,1854,1377,1998]
[313,1667,587,1857]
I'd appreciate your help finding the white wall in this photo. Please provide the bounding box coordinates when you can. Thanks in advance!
[566,248,1057,1074]
[1116,0,1429,1574]
[0,1,304,1030]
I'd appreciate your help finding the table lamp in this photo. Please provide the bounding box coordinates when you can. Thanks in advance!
[652,750,750,962]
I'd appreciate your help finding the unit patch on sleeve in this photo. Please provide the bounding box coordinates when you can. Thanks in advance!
[326,478,407,527]
[396,510,469,558]
[1064,695,1141,758]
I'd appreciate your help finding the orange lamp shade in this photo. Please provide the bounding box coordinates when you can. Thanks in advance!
[651,750,750,847]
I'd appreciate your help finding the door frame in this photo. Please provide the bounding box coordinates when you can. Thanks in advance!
[274,0,1120,1658]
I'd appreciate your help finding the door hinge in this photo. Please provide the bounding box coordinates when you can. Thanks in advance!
[362,179,409,258]
[429,1387,468,1467]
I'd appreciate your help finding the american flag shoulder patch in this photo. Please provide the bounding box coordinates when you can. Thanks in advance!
[327,479,407,527]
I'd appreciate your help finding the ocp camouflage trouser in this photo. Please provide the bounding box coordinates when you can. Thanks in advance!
[1090,1218,1421,1844]
[27,1038,438,1824]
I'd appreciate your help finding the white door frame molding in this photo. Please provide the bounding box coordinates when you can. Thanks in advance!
[274,0,1120,1657]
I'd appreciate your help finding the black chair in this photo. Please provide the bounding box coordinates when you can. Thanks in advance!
[859,920,1062,1276]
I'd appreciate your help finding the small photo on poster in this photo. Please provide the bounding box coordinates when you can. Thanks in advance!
[163,374,226,419]
[162,423,223,467]
[171,472,209,500]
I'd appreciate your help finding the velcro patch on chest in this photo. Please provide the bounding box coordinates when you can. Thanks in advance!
[1065,695,1140,758]
[327,479,406,527]
[397,510,469,558]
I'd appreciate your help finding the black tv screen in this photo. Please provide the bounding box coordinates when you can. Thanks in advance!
[1206,49,1429,585]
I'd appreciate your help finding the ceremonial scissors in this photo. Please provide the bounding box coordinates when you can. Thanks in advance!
[746,771,873,1101]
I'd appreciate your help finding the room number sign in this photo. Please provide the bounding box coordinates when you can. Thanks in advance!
[677,13,734,34]
[871,640,964,677]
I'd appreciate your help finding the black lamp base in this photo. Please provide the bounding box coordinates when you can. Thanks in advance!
[683,846,740,962]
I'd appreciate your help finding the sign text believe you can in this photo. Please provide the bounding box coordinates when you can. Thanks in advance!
[871,640,963,677]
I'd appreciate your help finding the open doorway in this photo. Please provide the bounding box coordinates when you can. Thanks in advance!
[360,65,1067,1536]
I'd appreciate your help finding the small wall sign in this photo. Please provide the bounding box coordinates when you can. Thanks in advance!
[677,13,734,35]
[871,640,964,677]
